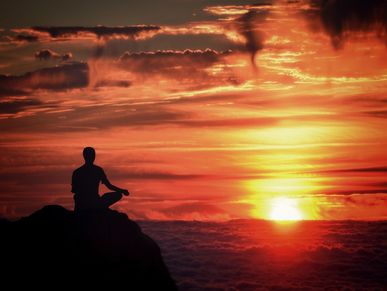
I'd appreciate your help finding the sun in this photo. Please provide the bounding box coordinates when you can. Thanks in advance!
[269,197,303,221]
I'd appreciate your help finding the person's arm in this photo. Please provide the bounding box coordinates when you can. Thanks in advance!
[101,169,129,195]
[105,181,129,195]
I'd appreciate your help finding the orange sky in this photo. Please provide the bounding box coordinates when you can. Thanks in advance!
[1,0,387,220]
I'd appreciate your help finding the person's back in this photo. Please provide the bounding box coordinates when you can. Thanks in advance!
[72,164,107,210]
[72,147,129,212]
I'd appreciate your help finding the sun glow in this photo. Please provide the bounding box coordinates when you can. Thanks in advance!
[269,197,303,221]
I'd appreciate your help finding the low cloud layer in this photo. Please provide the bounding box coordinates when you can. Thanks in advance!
[141,219,387,290]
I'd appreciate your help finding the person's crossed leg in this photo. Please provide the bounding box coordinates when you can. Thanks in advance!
[100,191,124,209]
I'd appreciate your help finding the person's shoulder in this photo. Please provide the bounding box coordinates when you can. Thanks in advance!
[93,164,105,172]
[73,165,84,174]
[93,165,107,179]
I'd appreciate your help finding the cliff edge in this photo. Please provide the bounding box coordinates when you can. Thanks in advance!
[0,205,177,290]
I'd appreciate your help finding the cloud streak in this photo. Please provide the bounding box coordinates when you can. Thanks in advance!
[0,61,89,96]
[0,98,42,114]
[30,25,161,40]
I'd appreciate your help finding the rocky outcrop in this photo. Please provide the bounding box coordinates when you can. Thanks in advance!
[1,205,177,290]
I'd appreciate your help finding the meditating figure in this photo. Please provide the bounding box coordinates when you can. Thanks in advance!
[71,147,129,212]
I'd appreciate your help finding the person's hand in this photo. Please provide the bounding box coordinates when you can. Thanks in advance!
[122,189,130,196]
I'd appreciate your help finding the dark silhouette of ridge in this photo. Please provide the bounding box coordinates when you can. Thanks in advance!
[0,205,178,290]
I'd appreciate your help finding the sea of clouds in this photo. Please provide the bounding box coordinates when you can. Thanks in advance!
[139,220,387,290]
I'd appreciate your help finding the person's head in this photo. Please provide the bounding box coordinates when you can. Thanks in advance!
[83,147,95,165]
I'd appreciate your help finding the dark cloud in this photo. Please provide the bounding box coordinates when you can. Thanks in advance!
[0,105,188,132]
[57,111,277,131]
[72,109,272,130]
[0,168,204,188]
[372,182,387,188]
[363,110,387,118]
[230,3,273,69]
[321,166,387,173]
[236,10,266,69]
[119,48,230,61]
[0,61,89,96]
[0,98,42,114]
[118,49,232,78]
[13,33,39,42]
[306,0,387,48]
[93,79,132,88]
[104,168,206,181]
[35,49,72,61]
[120,48,230,68]
[203,2,273,68]
[0,32,39,44]
[0,0,260,28]
[0,87,28,98]
[69,107,189,130]
[31,25,161,40]
[125,172,205,180]
[320,189,387,196]
[0,100,279,133]
[0,168,71,186]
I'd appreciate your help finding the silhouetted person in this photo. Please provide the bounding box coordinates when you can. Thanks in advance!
[72,147,129,212]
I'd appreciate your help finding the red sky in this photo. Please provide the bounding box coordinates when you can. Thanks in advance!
[1,0,387,220]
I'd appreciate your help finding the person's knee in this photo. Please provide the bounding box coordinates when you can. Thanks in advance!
[113,191,122,201]
[101,191,122,208]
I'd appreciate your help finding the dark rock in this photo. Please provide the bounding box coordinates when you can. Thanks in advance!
[0,205,178,290]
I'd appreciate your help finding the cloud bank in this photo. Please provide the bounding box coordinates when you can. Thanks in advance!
[141,219,387,290]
